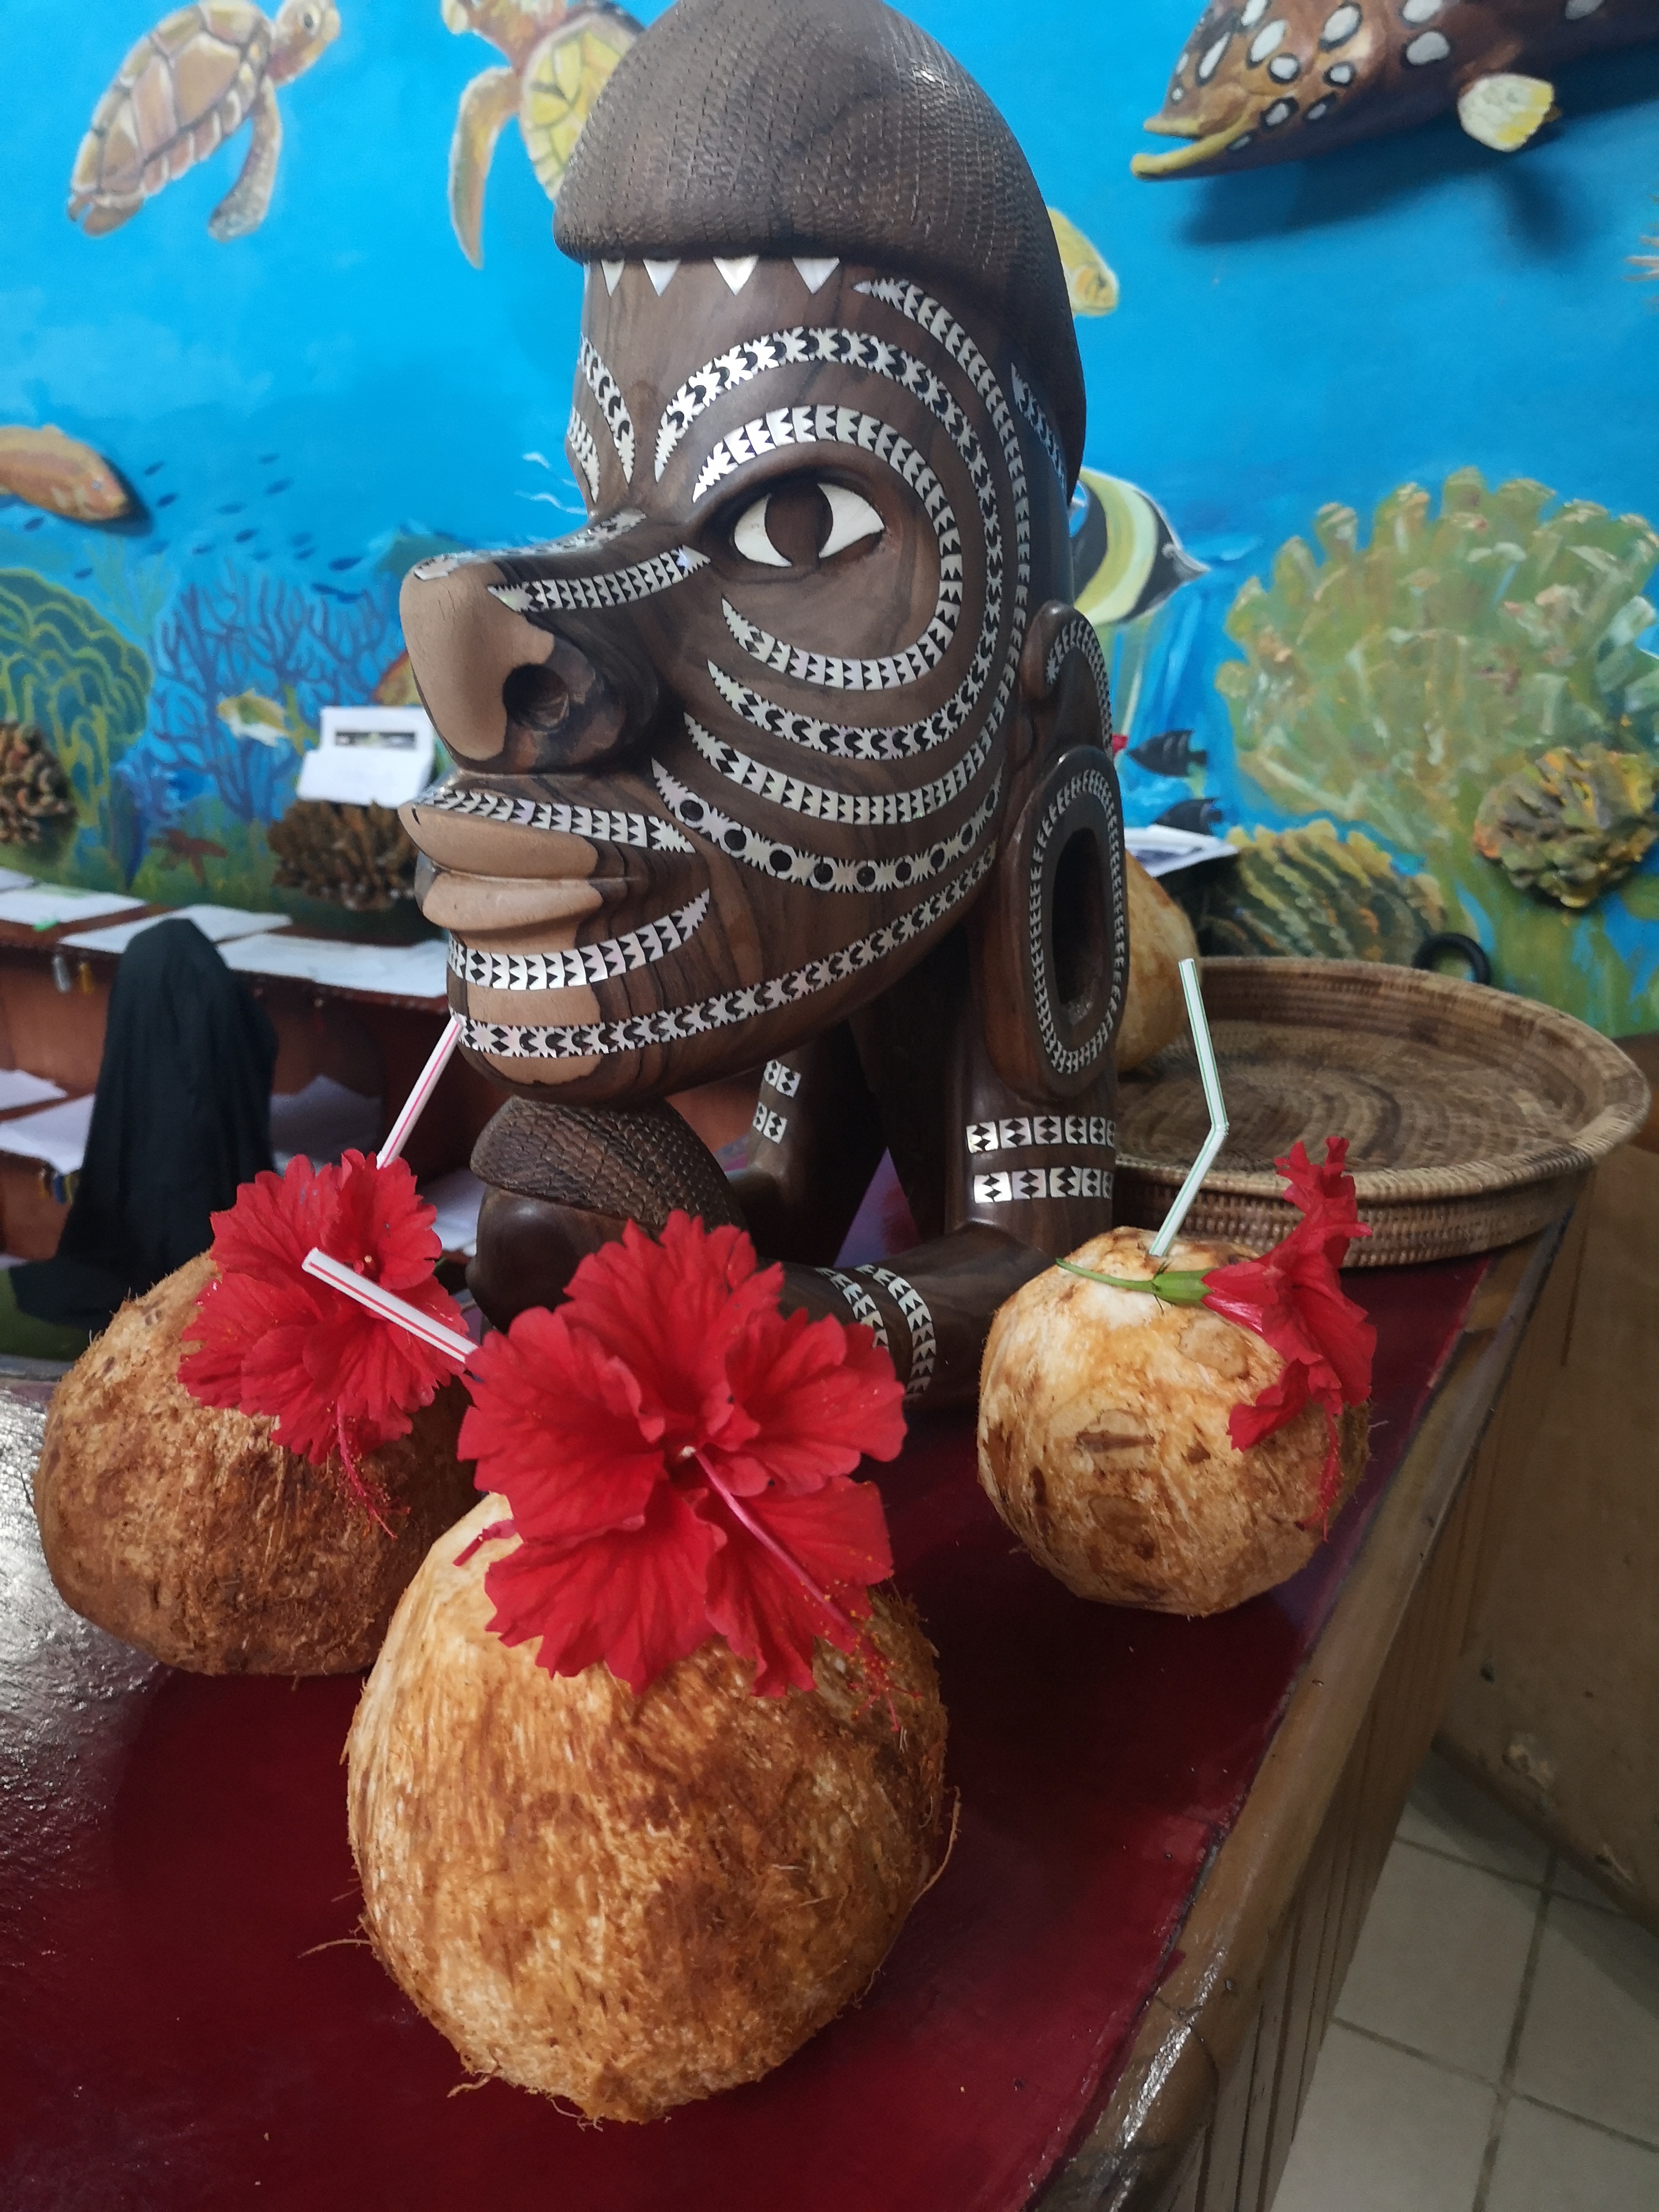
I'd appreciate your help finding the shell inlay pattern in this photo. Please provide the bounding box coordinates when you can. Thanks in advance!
[565,409,601,506]
[409,508,642,582]
[414,782,694,853]
[1027,760,1127,1078]
[1012,367,1067,498]
[491,546,708,617]
[652,756,1001,893]
[660,326,978,482]
[684,712,997,827]
[965,1114,1113,1154]
[853,1265,936,1401]
[578,336,635,483]
[448,891,709,991]
[457,839,994,1059]
[752,1102,788,1144]
[817,1269,890,1350]
[1044,612,1116,748]
[973,1166,1111,1204]
[762,1058,801,1097]
[697,407,968,692]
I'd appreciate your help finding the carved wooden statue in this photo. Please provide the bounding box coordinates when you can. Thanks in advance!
[398,0,1127,1409]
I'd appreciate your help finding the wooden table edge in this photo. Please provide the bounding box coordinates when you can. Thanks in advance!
[1038,1217,1576,2212]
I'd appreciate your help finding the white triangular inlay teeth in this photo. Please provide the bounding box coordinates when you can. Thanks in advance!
[793,255,840,293]
[643,258,680,295]
[714,254,759,293]
[601,260,624,293]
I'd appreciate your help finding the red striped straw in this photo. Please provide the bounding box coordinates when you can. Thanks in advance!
[301,1246,475,1366]
[378,1013,463,1165]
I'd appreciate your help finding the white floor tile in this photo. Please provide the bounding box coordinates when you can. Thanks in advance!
[1335,1840,1541,2079]
[1399,1752,1550,1886]
[1486,2096,1659,2211]
[1512,1899,1659,2147]
[1272,2023,1496,2212]
[1551,1858,1624,1914]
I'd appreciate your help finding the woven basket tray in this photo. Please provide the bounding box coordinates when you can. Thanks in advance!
[1113,959,1651,1267]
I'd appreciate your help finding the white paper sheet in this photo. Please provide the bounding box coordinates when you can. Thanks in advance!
[297,706,437,808]
[221,932,449,1002]
[0,1093,95,1173]
[420,1167,484,1258]
[0,1068,65,1113]
[58,904,293,955]
[1125,827,1237,879]
[0,868,35,894]
[0,886,144,929]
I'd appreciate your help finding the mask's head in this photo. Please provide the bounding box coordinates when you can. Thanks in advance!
[400,0,1087,1104]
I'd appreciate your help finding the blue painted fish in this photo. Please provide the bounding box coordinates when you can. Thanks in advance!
[1133,0,1659,179]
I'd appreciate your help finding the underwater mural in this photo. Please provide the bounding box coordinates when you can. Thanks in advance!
[0,0,1654,1023]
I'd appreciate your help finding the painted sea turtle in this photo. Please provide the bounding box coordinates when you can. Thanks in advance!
[443,0,641,267]
[68,0,340,241]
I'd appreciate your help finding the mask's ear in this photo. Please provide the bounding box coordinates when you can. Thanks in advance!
[971,601,1129,1099]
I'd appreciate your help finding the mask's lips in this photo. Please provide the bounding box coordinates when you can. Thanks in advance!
[1132,106,1252,177]
[421,870,609,934]
[401,796,602,882]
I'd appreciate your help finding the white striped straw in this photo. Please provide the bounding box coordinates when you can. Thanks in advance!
[301,1246,475,1365]
[378,1013,463,1165]
[1149,957,1230,1258]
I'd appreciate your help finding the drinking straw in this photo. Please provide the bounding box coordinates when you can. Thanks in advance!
[301,1247,476,1365]
[1148,957,1229,1258]
[378,1013,463,1165]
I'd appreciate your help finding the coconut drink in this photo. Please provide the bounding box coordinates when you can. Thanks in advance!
[35,1149,475,1674]
[347,1213,948,2120]
[979,1141,1375,1615]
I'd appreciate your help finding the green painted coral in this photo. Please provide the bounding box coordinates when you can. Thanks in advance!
[0,570,151,890]
[1473,745,1658,909]
[1200,819,1444,961]
[1219,469,1659,857]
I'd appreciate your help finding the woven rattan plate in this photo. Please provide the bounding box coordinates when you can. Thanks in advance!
[1113,959,1651,1266]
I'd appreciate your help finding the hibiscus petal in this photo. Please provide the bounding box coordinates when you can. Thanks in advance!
[482,1482,723,1695]
[703,1477,892,1697]
[717,1302,906,1495]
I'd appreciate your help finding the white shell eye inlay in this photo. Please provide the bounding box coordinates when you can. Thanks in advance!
[1249,21,1289,61]
[820,483,885,558]
[1322,3,1361,42]
[733,494,791,567]
[1404,28,1451,60]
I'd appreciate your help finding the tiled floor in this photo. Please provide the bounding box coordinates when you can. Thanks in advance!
[1273,1751,1659,2212]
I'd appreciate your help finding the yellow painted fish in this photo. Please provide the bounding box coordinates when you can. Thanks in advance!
[1047,208,1120,318]
[1133,0,1659,181]
[0,425,131,522]
[218,692,291,748]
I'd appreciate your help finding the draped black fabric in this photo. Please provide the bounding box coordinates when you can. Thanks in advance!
[12,919,276,1334]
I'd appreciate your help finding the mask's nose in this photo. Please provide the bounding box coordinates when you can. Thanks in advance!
[398,551,664,776]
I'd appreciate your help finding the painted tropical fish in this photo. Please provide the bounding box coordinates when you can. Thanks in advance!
[1133,0,1659,180]
[153,826,230,884]
[443,0,642,267]
[1047,208,1120,317]
[1071,469,1207,628]
[0,427,132,522]
[217,691,291,746]
[68,0,340,241]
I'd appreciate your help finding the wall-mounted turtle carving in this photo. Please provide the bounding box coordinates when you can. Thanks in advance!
[68,0,341,240]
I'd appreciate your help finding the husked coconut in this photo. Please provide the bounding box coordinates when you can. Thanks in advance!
[1117,855,1199,1073]
[978,1227,1368,1615]
[347,1495,948,2121]
[34,1253,475,1674]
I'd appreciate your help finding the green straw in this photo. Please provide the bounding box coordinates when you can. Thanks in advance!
[1148,957,1229,1258]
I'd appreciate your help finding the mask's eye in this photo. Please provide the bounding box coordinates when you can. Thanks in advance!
[728,478,886,569]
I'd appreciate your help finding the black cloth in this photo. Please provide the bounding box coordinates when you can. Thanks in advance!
[12,919,276,1333]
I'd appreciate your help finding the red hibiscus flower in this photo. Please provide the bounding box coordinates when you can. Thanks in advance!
[458,1211,907,1698]
[1199,1138,1374,1518]
[179,1150,468,1519]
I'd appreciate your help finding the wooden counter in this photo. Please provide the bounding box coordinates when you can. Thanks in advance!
[0,1218,1577,2210]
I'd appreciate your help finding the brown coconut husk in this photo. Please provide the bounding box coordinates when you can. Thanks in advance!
[347,1495,949,2121]
[977,1227,1369,1615]
[33,1253,476,1674]
[1116,854,1199,1074]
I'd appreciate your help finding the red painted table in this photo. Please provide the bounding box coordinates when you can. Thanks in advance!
[0,1232,1570,2212]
